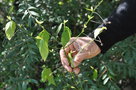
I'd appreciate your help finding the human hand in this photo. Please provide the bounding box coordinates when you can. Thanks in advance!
[60,37,101,74]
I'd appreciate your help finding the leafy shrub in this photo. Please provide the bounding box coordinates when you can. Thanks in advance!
[0,0,136,90]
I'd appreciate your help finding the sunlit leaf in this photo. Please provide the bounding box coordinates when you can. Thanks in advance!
[88,15,94,20]
[36,30,50,61]
[35,36,43,40]
[92,69,98,80]
[86,7,94,12]
[56,23,62,35]
[90,66,94,70]
[71,86,76,89]
[28,6,37,10]
[41,68,55,85]
[102,74,107,80]
[29,11,39,17]
[64,20,68,24]
[5,20,16,40]
[58,1,64,5]
[94,26,107,38]
[22,10,28,19]
[103,77,109,85]
[7,16,11,20]
[36,19,44,25]
[61,26,71,47]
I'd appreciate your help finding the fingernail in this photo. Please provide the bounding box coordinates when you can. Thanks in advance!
[65,66,72,72]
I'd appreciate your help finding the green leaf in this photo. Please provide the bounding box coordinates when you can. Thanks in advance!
[86,7,94,12]
[64,20,68,24]
[38,88,44,90]
[68,51,74,68]
[90,66,94,70]
[58,1,64,5]
[41,68,49,82]
[35,19,44,25]
[41,68,55,85]
[94,27,107,38]
[71,86,76,89]
[28,15,33,27]
[7,16,11,20]
[88,15,94,20]
[28,6,37,10]
[27,87,31,90]
[108,67,115,76]
[61,26,71,47]
[103,77,109,85]
[102,74,107,80]
[92,69,98,80]
[5,20,16,40]
[29,11,39,17]
[56,23,62,35]
[22,10,28,19]
[36,30,50,61]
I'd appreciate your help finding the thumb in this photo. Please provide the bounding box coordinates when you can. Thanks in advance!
[73,53,86,67]
[73,67,80,75]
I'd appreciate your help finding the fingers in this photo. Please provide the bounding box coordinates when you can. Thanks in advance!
[60,38,78,72]
[60,49,72,72]
[68,43,78,57]
[73,53,88,67]
[73,67,80,75]
[60,37,85,73]
[60,37,101,74]
[65,39,76,54]
[62,38,84,69]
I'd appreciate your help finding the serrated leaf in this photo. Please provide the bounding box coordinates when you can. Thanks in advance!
[41,68,55,85]
[94,27,107,38]
[61,26,71,47]
[29,11,39,17]
[36,30,50,61]
[5,21,16,40]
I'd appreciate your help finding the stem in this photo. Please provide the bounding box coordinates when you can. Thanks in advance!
[92,12,105,24]
[64,0,104,49]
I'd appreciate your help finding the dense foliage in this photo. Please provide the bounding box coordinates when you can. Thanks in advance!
[0,0,136,90]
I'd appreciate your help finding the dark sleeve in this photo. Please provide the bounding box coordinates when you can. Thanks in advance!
[89,0,136,53]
